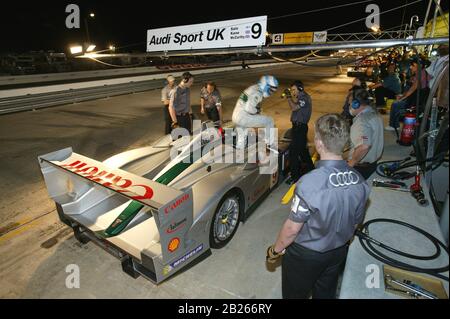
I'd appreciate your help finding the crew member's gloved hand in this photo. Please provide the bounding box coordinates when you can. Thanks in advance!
[266,244,285,264]
[171,122,179,129]
[282,88,292,98]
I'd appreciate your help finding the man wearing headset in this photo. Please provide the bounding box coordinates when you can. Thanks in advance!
[347,88,384,179]
[285,80,314,184]
[341,77,367,123]
[232,75,278,149]
[169,72,194,133]
[267,114,370,299]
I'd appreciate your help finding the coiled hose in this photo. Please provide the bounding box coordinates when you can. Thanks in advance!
[356,218,449,282]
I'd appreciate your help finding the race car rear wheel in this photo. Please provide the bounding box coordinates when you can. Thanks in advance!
[210,191,241,249]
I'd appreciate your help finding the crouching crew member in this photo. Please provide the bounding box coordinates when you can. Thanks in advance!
[200,81,222,124]
[348,89,384,179]
[169,72,194,133]
[267,113,370,299]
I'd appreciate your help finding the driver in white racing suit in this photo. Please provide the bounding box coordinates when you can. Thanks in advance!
[232,75,279,149]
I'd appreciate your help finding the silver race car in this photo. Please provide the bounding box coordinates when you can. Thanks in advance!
[38,121,290,284]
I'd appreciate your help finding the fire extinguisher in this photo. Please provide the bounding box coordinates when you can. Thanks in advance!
[398,112,417,146]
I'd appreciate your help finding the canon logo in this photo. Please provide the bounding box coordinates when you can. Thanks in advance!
[61,160,154,200]
[164,194,190,215]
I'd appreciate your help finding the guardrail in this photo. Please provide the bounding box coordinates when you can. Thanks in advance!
[0,59,274,87]
[0,62,290,115]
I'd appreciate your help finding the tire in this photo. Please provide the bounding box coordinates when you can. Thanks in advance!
[209,191,241,249]
[73,225,91,244]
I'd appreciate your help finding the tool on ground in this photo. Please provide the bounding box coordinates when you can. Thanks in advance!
[410,165,428,206]
[385,274,438,299]
[372,179,409,192]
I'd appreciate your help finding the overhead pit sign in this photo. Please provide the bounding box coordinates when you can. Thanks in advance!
[147,16,267,52]
[283,32,314,44]
[271,31,328,45]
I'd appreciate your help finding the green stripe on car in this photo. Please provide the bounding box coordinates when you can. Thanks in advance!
[98,154,194,238]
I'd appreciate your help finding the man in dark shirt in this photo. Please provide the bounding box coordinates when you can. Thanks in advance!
[169,72,194,133]
[267,113,370,299]
[369,63,402,107]
[285,81,314,184]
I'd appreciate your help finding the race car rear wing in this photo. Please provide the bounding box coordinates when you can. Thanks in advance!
[38,147,193,264]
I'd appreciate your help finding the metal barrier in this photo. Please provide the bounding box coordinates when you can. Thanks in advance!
[0,59,274,87]
[0,63,290,115]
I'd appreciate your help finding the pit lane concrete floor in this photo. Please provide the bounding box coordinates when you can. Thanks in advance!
[1,65,355,298]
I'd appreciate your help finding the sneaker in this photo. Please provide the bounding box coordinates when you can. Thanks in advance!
[384,126,396,131]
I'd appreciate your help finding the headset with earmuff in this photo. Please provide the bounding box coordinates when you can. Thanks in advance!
[292,80,304,92]
[351,88,370,109]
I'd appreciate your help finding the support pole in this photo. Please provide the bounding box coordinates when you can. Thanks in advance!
[423,0,434,29]
[428,0,441,53]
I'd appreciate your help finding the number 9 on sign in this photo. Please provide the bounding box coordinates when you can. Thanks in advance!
[252,23,262,39]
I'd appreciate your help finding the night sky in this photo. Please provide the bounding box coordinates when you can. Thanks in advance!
[0,0,447,54]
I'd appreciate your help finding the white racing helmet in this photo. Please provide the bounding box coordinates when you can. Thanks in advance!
[258,75,279,98]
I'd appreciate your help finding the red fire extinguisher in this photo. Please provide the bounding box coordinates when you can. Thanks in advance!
[398,112,416,146]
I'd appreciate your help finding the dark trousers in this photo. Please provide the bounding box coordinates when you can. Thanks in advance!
[289,123,314,182]
[390,88,431,128]
[375,87,396,106]
[205,107,220,122]
[163,105,171,135]
[389,99,409,129]
[175,113,192,134]
[282,243,348,299]
[354,161,377,180]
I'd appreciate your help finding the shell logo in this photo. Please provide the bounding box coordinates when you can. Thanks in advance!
[168,237,180,252]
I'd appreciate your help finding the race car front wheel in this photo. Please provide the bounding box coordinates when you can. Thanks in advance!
[210,191,241,249]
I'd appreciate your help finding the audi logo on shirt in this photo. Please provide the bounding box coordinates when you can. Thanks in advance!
[328,171,360,187]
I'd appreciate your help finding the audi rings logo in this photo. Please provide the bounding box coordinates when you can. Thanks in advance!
[329,171,360,187]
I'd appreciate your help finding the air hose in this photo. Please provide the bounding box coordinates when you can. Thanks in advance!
[376,154,447,180]
[356,218,449,282]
